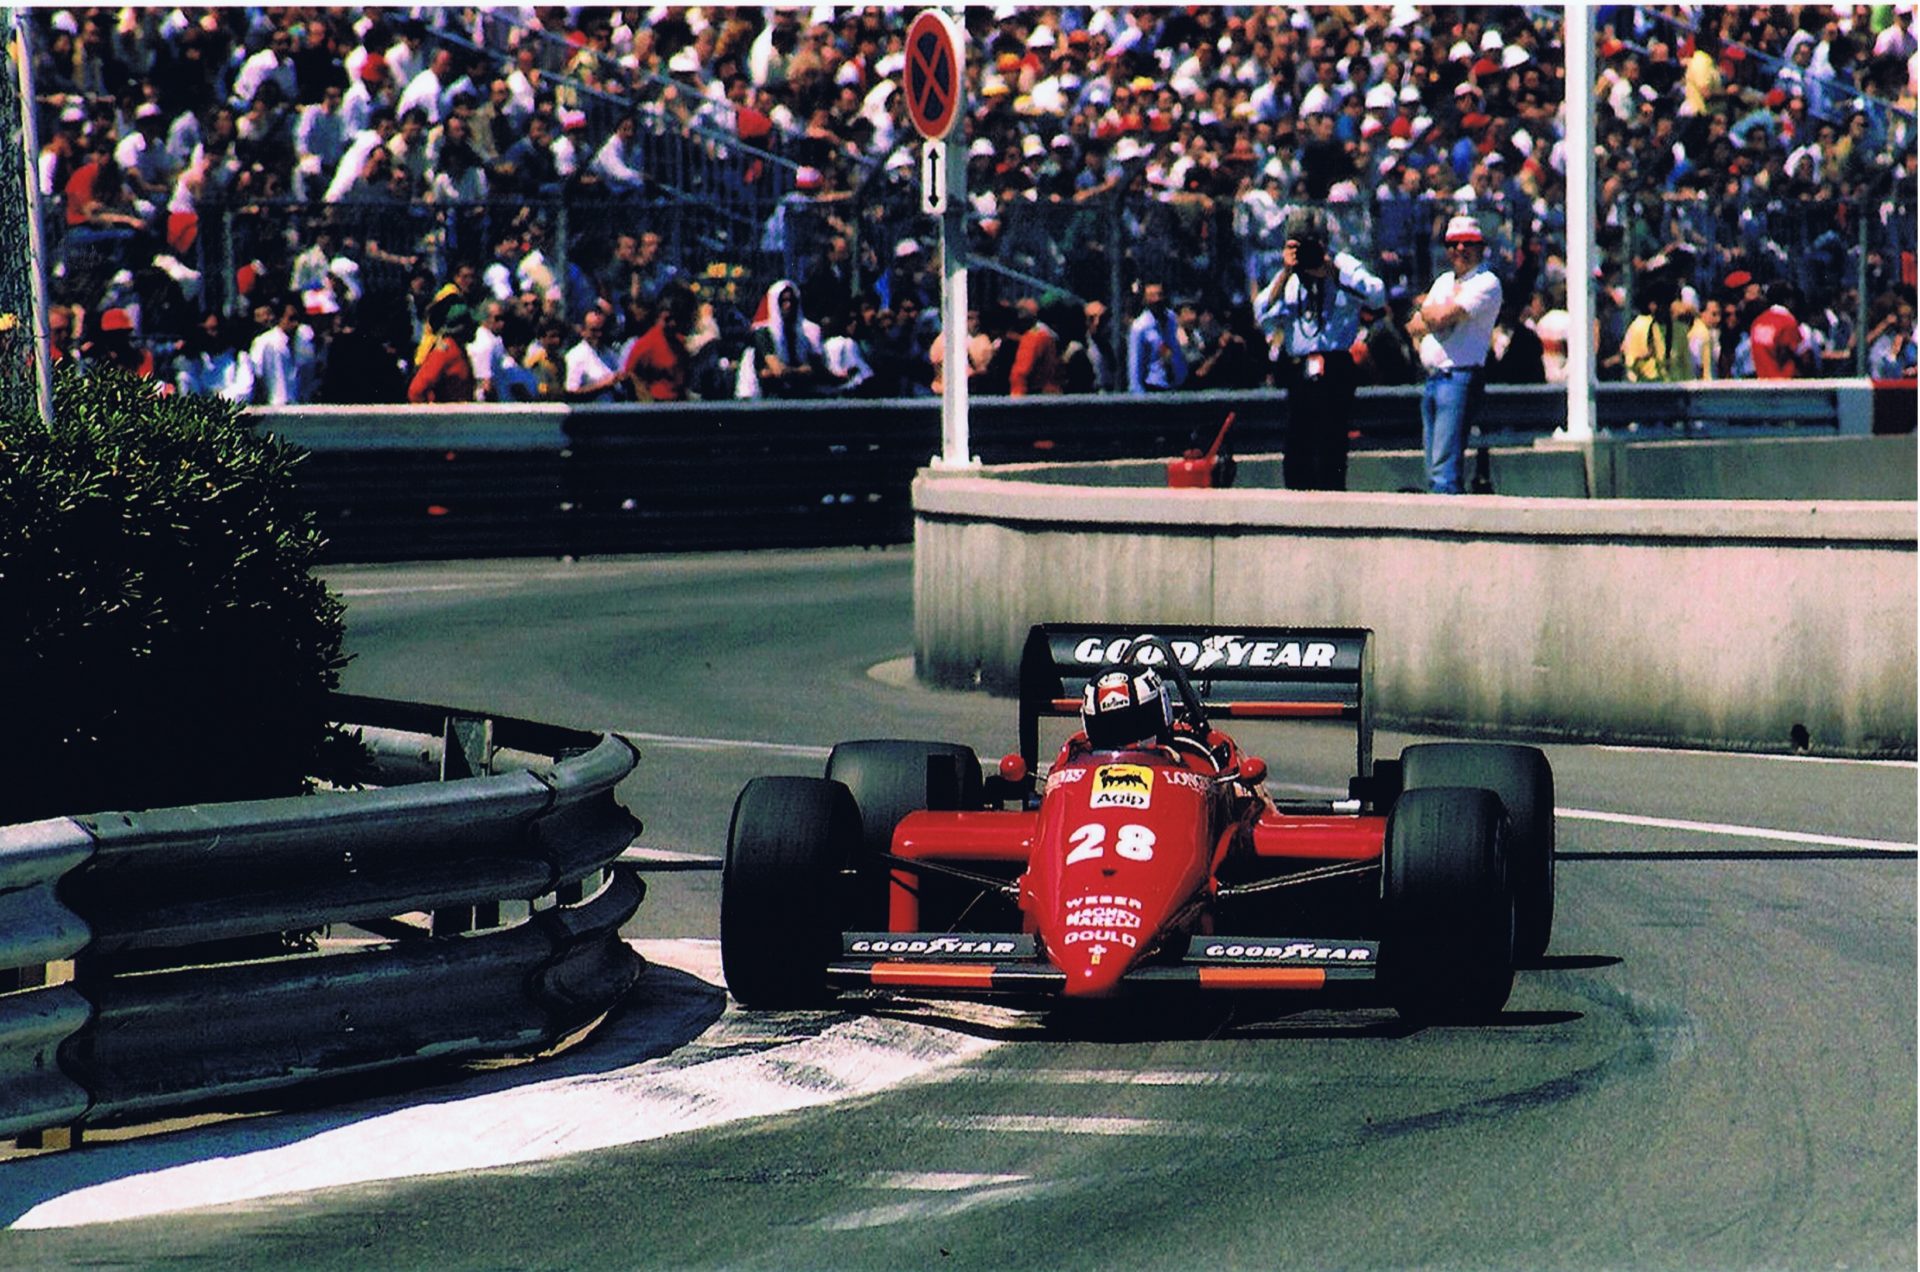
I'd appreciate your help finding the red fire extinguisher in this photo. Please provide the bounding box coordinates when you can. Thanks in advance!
[1166,413,1238,488]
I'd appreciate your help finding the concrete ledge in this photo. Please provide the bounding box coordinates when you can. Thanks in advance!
[913,472,1917,757]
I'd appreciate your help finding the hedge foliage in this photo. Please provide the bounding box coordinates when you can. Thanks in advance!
[0,367,361,823]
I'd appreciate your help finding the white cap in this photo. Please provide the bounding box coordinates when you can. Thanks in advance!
[1365,83,1395,110]
[885,149,913,171]
[968,137,995,158]
[1444,214,1485,243]
[894,238,922,257]
[1029,25,1055,49]
[1481,29,1504,51]
[668,48,700,74]
[1449,39,1474,61]
[1112,137,1146,162]
[1502,44,1531,69]
[1022,133,1044,156]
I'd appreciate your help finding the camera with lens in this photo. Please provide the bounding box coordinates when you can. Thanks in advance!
[1292,236,1327,271]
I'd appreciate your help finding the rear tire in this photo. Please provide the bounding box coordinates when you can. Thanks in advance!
[1402,743,1555,962]
[1381,786,1515,1023]
[825,740,982,926]
[720,776,861,1007]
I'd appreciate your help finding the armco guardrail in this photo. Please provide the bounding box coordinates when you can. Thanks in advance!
[254,382,1916,563]
[0,695,644,1140]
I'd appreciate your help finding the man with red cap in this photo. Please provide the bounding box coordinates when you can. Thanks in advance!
[1407,214,1501,494]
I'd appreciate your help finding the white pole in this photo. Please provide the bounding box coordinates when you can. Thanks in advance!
[1559,5,1595,441]
[932,7,972,471]
[11,11,55,428]
[937,136,971,469]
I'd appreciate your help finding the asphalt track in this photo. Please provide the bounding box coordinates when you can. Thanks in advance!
[2,548,1913,1270]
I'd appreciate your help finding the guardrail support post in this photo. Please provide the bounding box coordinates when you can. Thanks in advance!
[14,1125,80,1151]
[442,716,494,780]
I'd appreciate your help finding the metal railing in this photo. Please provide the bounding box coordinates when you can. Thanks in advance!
[0,695,645,1142]
[241,380,1913,562]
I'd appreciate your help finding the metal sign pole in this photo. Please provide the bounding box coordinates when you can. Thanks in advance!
[1559,7,1595,442]
[10,11,54,428]
[936,131,971,469]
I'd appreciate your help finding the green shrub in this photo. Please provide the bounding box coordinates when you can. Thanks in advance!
[0,367,363,824]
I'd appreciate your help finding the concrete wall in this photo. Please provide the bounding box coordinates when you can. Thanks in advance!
[994,434,1919,502]
[914,473,1917,757]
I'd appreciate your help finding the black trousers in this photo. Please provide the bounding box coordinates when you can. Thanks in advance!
[1280,349,1359,491]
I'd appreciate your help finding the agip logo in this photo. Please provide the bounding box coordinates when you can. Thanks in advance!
[1090,764,1154,809]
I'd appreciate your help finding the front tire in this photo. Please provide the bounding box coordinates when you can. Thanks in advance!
[1402,743,1555,962]
[825,740,982,926]
[1381,786,1515,1023]
[720,776,861,1007]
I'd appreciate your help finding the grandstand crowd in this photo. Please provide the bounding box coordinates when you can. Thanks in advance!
[29,5,1920,406]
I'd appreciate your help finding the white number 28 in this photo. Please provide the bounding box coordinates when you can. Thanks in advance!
[1065,823,1156,865]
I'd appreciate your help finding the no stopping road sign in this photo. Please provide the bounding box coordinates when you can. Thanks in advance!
[903,10,964,141]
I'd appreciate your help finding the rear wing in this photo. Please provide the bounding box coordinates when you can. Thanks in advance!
[1019,623,1375,778]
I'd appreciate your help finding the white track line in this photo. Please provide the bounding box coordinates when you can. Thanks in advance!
[618,730,832,760]
[911,1114,1226,1138]
[1592,744,1914,769]
[1557,808,1914,854]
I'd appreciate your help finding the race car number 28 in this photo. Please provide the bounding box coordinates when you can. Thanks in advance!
[1066,823,1156,864]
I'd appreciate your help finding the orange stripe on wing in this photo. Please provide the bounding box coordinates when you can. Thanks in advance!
[1197,966,1328,990]
[1218,702,1352,719]
[869,962,1000,989]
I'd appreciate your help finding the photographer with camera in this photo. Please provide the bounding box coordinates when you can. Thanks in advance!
[1253,210,1386,491]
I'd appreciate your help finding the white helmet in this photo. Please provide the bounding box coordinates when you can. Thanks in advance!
[1081,665,1175,750]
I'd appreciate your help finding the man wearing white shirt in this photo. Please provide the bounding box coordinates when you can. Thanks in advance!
[466,301,513,401]
[591,115,646,196]
[294,84,349,199]
[563,307,623,402]
[1406,215,1501,495]
[324,108,396,202]
[249,299,316,405]
[230,27,297,109]
[395,47,453,125]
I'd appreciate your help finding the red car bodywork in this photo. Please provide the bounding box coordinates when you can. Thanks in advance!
[826,624,1392,1000]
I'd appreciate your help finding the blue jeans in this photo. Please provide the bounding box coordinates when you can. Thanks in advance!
[1421,371,1475,494]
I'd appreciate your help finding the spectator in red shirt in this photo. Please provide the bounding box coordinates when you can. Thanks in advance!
[408,310,476,401]
[1008,296,1065,396]
[1749,282,1809,379]
[622,287,694,402]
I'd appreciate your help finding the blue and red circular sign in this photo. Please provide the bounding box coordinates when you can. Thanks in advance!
[903,10,964,141]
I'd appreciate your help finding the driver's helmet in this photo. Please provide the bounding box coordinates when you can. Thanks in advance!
[1081,664,1175,750]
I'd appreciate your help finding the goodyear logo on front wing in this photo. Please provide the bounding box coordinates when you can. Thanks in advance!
[1090,764,1153,809]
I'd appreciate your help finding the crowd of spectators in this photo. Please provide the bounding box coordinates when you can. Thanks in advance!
[27,5,1919,409]
[1589,5,1918,381]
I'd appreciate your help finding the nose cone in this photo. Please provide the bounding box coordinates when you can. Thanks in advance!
[1054,929,1135,998]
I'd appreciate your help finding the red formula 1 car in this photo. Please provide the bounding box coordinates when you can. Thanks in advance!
[721,624,1555,1022]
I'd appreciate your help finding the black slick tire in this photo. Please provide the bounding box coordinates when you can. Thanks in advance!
[720,776,861,1007]
[825,739,981,926]
[1380,786,1515,1023]
[1401,742,1555,961]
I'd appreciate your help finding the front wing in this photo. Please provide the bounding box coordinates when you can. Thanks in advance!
[827,932,1381,996]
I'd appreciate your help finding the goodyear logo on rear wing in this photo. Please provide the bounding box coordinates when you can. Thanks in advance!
[1193,939,1378,965]
[1090,764,1153,809]
[1071,635,1342,672]
[845,934,1038,960]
